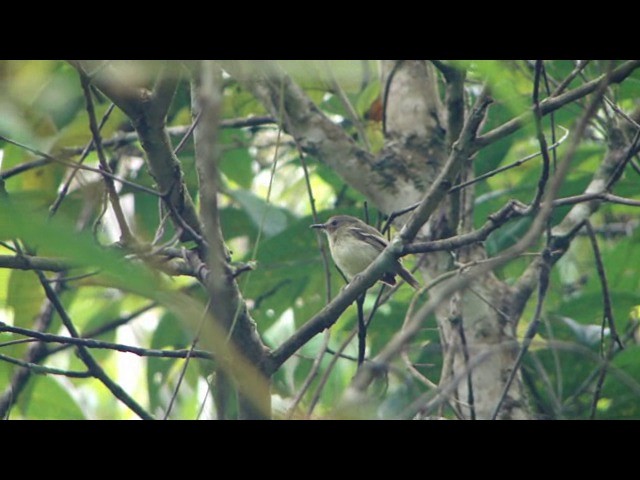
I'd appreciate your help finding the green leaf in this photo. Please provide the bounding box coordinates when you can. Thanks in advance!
[147,312,190,412]
[229,189,289,238]
[599,345,640,419]
[221,146,254,189]
[18,376,85,419]
[0,194,169,300]
[355,81,381,118]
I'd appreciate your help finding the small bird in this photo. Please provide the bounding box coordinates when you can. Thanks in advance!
[311,215,420,289]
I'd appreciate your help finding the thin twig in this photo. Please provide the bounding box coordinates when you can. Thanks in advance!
[457,316,476,420]
[529,60,552,211]
[0,134,162,197]
[173,111,202,156]
[0,158,51,180]
[540,61,559,171]
[551,61,590,97]
[49,103,116,217]
[163,299,211,419]
[0,353,91,378]
[553,192,640,208]
[284,147,334,418]
[356,294,366,367]
[306,285,387,417]
[285,329,331,419]
[584,221,623,351]
[34,268,154,420]
[325,61,371,152]
[448,126,569,195]
[0,322,213,360]
[298,148,332,301]
[605,128,640,190]
[77,69,135,244]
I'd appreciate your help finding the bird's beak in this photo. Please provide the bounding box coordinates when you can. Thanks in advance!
[310,223,326,230]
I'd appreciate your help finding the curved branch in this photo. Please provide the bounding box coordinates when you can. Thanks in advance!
[76,60,204,245]
[219,61,385,204]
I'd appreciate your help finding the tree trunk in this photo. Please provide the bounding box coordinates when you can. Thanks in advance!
[380,61,530,419]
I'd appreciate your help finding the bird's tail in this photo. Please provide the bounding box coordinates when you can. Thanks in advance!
[397,264,420,290]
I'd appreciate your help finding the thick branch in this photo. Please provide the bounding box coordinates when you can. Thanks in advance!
[192,62,270,419]
[219,61,389,206]
[400,88,492,242]
[431,61,466,147]
[77,60,204,246]
[0,254,76,272]
[344,68,610,399]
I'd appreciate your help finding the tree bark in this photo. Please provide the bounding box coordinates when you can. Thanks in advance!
[229,60,531,419]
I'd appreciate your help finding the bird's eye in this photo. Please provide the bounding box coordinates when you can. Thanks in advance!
[331,220,338,226]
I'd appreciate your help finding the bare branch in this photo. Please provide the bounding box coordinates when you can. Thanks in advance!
[431,61,466,148]
[490,248,551,420]
[0,254,78,272]
[192,61,270,419]
[344,66,611,400]
[0,322,213,360]
[449,126,569,194]
[400,87,492,242]
[0,353,91,378]
[34,268,153,420]
[77,68,135,244]
[551,60,590,97]
[584,221,623,350]
[0,134,161,197]
[475,60,640,150]
[529,60,552,211]
[49,102,116,217]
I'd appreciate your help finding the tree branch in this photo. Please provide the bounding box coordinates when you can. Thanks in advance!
[0,254,78,272]
[431,61,466,148]
[77,68,135,244]
[512,115,640,318]
[343,66,610,400]
[474,60,640,150]
[0,273,64,419]
[192,61,270,419]
[0,322,213,360]
[35,268,154,420]
[0,353,91,378]
[400,87,492,242]
[77,60,204,246]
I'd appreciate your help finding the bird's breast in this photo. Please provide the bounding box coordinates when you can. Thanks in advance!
[329,234,381,279]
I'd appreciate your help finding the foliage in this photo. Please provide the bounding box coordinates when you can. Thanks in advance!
[0,60,639,420]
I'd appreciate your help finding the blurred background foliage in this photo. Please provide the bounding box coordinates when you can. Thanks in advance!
[0,60,639,419]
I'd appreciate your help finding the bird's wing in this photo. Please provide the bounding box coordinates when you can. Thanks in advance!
[348,226,388,250]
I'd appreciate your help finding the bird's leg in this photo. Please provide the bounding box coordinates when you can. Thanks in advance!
[356,292,367,368]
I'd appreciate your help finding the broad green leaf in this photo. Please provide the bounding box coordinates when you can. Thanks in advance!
[18,375,85,419]
[147,312,191,412]
[0,194,169,300]
[220,143,254,189]
[229,189,289,238]
[355,81,381,118]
